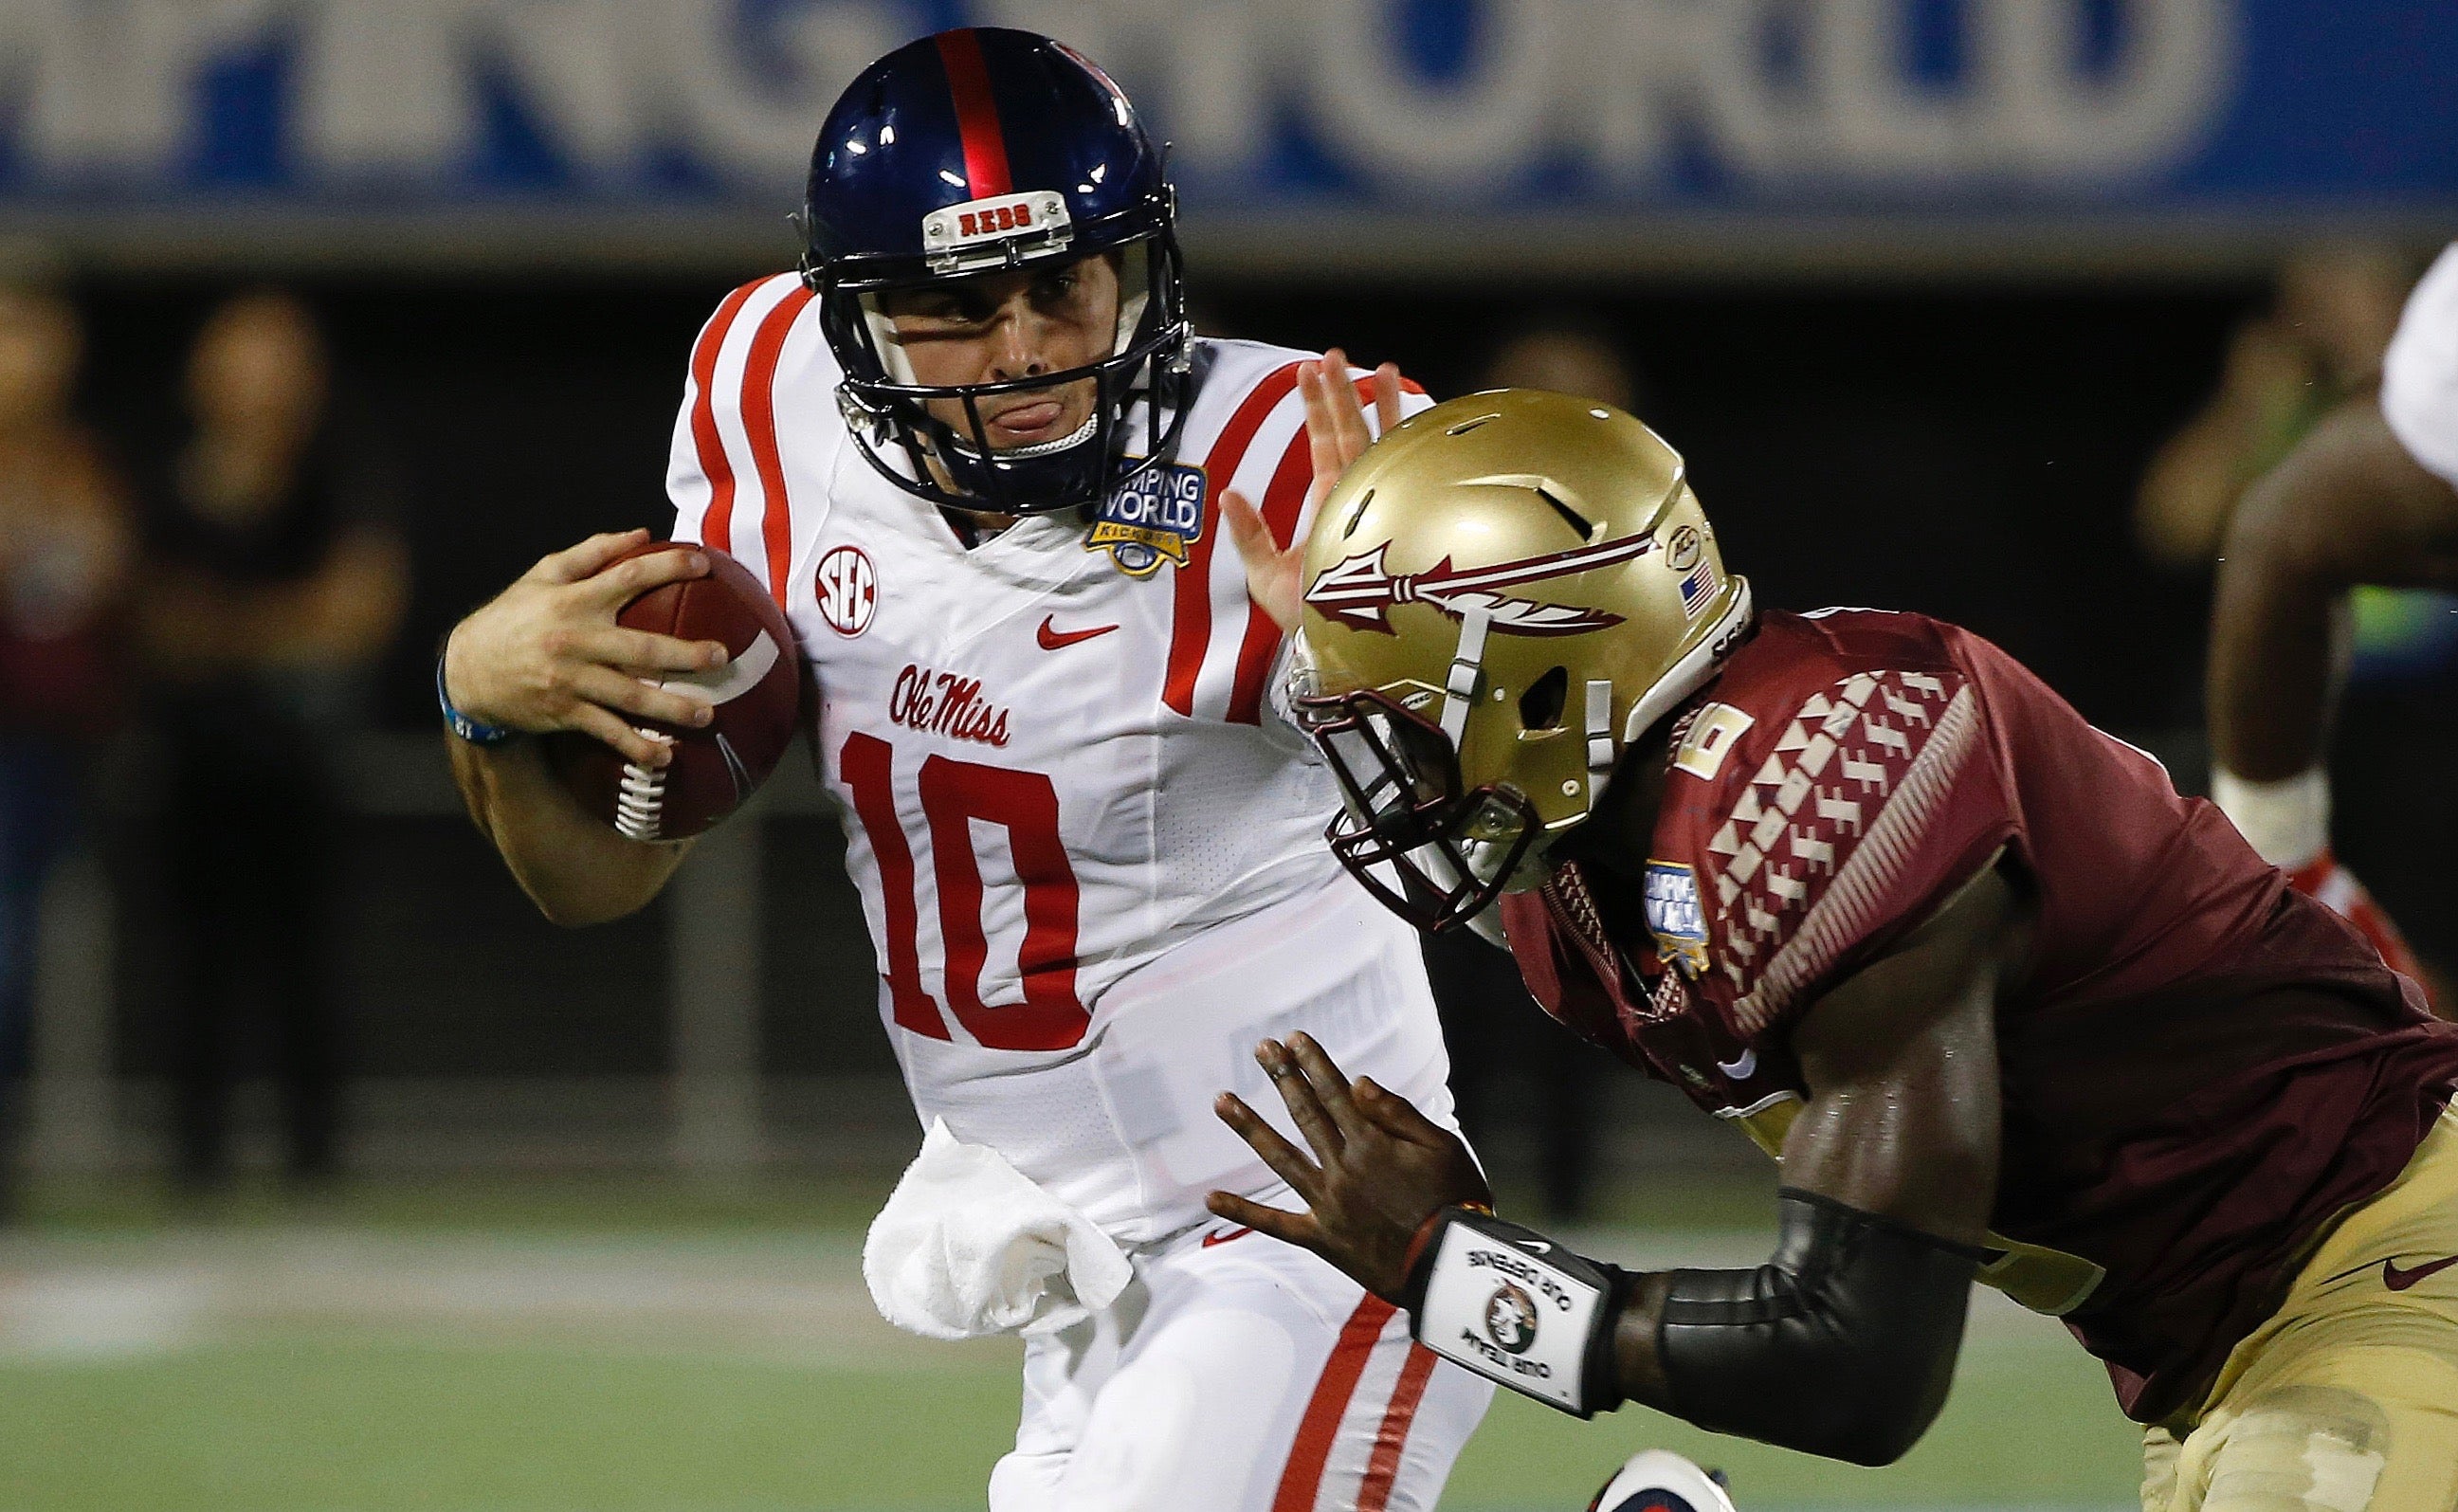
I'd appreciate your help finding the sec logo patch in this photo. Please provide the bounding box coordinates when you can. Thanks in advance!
[814,544,877,638]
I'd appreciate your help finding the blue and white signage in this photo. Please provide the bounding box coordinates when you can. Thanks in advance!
[0,0,2450,261]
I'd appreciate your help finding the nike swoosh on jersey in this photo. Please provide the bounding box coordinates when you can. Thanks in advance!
[1037,615,1120,651]
[2383,1253,2458,1291]
[1201,1226,1254,1248]
[1716,1049,1758,1080]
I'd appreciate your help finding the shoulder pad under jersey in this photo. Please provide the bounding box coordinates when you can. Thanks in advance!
[1647,618,2010,1038]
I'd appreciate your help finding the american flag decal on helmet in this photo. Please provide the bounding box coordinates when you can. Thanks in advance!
[1303,533,1657,636]
[1680,562,1718,618]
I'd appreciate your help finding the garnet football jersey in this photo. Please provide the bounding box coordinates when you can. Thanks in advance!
[1502,608,2458,1425]
[666,274,1451,1243]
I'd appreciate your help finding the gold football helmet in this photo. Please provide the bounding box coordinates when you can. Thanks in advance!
[1291,389,1753,931]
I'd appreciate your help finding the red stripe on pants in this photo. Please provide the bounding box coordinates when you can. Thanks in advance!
[1355,1343,1440,1512]
[1272,1294,1398,1512]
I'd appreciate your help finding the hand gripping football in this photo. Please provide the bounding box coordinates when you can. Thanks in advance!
[547,541,802,842]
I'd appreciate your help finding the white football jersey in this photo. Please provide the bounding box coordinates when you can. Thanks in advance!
[2383,241,2458,488]
[667,274,1452,1241]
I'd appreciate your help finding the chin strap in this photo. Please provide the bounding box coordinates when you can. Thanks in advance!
[1584,679,1616,808]
[1439,606,1494,748]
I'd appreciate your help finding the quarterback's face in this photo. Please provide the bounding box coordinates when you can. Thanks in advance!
[879,252,1121,452]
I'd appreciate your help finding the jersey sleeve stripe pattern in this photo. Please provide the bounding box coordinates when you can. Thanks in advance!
[1271,1294,1400,1512]
[738,284,820,608]
[934,29,1014,196]
[1225,421,1321,724]
[1163,359,1305,716]
[1732,683,1982,1034]
[679,274,805,565]
[1224,375,1437,725]
[678,280,765,551]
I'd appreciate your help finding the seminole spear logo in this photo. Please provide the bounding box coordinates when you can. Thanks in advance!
[1302,532,1658,636]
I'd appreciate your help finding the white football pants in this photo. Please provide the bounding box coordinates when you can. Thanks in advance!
[989,1201,1495,1512]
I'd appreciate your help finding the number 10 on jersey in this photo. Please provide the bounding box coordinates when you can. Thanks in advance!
[839,732,1090,1051]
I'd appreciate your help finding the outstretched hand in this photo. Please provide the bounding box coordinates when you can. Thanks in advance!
[1209,1032,1491,1303]
[1224,350,1407,634]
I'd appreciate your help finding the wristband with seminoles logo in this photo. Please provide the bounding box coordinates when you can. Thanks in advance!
[1406,1206,1628,1418]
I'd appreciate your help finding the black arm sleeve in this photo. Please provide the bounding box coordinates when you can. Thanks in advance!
[1655,1188,1988,1466]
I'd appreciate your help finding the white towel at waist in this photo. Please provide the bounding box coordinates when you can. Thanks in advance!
[863,1119,1136,1341]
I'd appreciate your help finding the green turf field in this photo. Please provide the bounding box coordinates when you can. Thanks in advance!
[0,1180,2142,1512]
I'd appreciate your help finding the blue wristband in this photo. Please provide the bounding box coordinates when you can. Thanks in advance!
[437,653,518,746]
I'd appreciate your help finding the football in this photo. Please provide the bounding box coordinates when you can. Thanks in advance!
[546,541,802,842]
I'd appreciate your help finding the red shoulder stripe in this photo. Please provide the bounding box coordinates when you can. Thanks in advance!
[739,284,817,608]
[1161,360,1305,717]
[1354,1342,1440,1512]
[1224,422,1318,725]
[689,281,764,555]
[936,30,1013,198]
[1271,1295,1397,1512]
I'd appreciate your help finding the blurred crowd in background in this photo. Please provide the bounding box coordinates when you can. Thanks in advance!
[0,237,2450,1223]
[0,282,407,1212]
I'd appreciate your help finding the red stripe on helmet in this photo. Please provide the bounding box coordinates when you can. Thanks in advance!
[935,30,1013,198]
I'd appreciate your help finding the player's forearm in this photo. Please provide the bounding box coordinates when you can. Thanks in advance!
[2210,404,2458,779]
[2208,470,2351,780]
[1605,1193,1979,1466]
[1409,1195,1974,1466]
[446,733,686,926]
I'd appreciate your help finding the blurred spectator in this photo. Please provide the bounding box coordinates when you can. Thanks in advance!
[0,284,130,1214]
[1419,313,1640,1221]
[1482,316,1644,413]
[2139,245,2458,679]
[136,291,409,1193]
[2138,245,2409,568]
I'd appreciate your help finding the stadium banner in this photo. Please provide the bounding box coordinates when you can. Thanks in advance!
[0,0,2452,270]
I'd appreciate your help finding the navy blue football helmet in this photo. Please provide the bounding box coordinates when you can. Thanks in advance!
[799,27,1192,516]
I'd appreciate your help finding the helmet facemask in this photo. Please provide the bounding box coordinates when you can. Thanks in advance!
[1295,680,1547,933]
[1288,390,1760,936]
[816,231,1193,517]
[1293,605,1629,934]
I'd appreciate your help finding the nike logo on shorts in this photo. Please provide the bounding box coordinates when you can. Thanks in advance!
[1037,615,1120,651]
[2383,1253,2458,1291]
[1716,1049,1757,1080]
[1201,1226,1253,1248]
